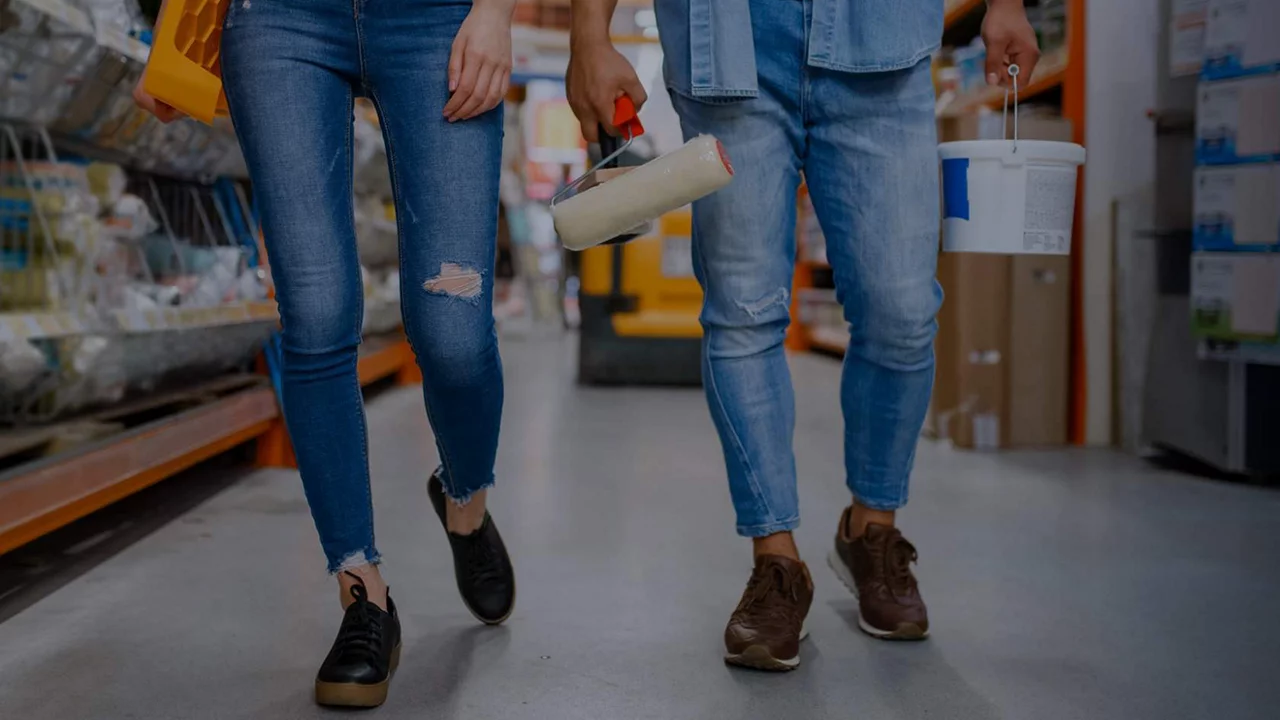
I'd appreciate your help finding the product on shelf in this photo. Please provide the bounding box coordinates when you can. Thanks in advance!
[1195,73,1280,164]
[1203,0,1280,80]
[1191,253,1280,341]
[0,0,97,125]
[1193,162,1280,251]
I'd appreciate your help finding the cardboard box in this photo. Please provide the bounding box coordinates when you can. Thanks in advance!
[1204,0,1280,80]
[930,254,1071,449]
[1193,163,1280,250]
[1191,253,1280,340]
[1196,74,1280,164]
[928,112,1075,449]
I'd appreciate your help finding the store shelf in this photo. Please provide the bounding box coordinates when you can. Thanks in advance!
[942,51,1070,115]
[255,332,419,469]
[945,0,984,29]
[1199,340,1280,367]
[0,384,279,555]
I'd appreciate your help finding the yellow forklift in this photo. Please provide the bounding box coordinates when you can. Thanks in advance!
[575,208,703,385]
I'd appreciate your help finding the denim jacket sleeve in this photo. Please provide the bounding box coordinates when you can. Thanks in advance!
[656,0,944,101]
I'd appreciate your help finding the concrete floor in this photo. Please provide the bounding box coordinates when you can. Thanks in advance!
[1,335,1278,719]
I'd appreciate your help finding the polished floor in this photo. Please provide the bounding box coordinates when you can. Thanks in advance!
[1,335,1277,719]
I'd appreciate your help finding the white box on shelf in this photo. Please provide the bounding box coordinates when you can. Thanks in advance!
[1204,0,1280,80]
[1171,0,1209,78]
[1191,253,1280,341]
[1193,162,1280,250]
[1196,73,1280,164]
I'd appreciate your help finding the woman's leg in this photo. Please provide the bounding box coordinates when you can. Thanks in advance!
[359,0,515,625]
[361,1,504,508]
[220,1,387,603]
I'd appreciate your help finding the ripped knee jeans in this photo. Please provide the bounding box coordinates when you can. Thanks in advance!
[221,0,503,573]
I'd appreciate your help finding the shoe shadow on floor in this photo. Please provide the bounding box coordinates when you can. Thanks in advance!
[825,599,1002,720]
[395,623,511,714]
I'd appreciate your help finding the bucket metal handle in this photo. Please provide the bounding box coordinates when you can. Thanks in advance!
[1001,64,1021,152]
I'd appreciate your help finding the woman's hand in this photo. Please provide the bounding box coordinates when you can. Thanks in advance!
[444,0,514,122]
[133,68,184,123]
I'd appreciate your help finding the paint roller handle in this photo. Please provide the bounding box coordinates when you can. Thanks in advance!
[598,95,645,166]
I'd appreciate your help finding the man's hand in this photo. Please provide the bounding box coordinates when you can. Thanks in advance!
[567,0,647,143]
[566,40,647,143]
[444,0,515,122]
[982,0,1040,87]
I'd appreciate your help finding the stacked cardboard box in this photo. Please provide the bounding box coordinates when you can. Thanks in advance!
[1192,0,1280,347]
[929,114,1074,449]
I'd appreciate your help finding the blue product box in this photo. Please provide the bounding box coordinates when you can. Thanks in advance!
[1194,163,1280,250]
[1203,0,1280,80]
[1196,74,1280,164]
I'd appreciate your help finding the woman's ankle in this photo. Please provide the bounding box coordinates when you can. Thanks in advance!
[338,565,389,611]
[445,488,488,535]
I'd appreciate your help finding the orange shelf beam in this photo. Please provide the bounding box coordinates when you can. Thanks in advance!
[257,333,419,469]
[0,387,279,556]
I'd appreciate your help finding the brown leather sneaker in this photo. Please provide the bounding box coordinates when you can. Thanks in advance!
[829,509,929,640]
[724,554,814,671]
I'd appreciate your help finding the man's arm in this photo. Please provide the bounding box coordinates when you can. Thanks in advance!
[982,0,1041,87]
[566,0,647,143]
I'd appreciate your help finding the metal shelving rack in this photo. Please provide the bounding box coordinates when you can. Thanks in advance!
[1135,0,1278,477]
[0,0,430,552]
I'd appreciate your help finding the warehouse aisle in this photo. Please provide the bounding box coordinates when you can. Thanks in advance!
[1,335,1277,720]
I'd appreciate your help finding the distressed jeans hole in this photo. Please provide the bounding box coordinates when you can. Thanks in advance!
[423,263,483,299]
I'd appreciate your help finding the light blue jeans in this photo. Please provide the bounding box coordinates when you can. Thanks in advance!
[221,0,504,572]
[669,0,941,537]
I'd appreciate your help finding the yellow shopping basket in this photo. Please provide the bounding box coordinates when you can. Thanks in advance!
[143,0,230,124]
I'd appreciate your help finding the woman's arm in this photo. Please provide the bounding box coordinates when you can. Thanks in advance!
[443,0,517,122]
[132,0,183,122]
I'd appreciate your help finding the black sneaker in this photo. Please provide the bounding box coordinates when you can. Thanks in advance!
[428,473,516,625]
[314,575,402,708]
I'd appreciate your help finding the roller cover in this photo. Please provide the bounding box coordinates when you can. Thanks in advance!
[554,135,733,251]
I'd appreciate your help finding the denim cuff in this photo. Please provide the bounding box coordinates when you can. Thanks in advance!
[735,516,800,538]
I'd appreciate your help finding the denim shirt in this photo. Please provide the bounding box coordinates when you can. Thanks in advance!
[654,0,944,100]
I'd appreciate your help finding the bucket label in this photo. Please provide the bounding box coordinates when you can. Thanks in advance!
[942,158,970,220]
[1022,166,1076,253]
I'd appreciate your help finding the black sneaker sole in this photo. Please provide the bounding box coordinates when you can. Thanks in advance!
[314,642,401,708]
[827,549,929,641]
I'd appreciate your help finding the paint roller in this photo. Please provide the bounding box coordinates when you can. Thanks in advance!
[552,97,735,251]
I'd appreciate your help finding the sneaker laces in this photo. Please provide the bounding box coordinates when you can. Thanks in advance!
[463,520,506,588]
[740,562,803,626]
[336,574,385,665]
[884,536,919,597]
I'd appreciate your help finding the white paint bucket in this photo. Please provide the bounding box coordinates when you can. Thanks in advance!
[939,139,1086,255]
[938,63,1087,255]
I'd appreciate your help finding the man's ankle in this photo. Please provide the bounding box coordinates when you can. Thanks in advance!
[753,531,801,561]
[847,502,896,539]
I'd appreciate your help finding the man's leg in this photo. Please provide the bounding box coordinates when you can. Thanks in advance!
[803,59,942,640]
[669,96,803,551]
[668,0,813,671]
